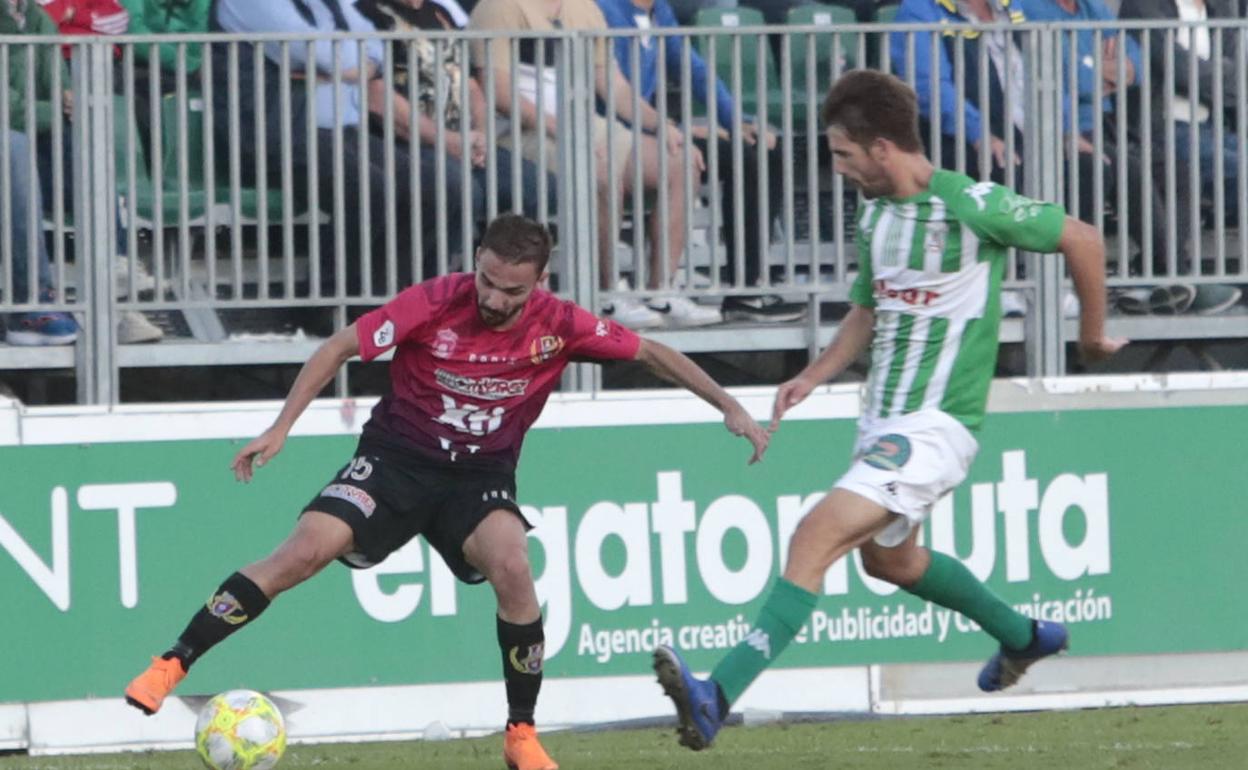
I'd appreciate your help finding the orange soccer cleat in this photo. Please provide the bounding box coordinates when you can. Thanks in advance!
[124,655,187,715]
[503,722,559,770]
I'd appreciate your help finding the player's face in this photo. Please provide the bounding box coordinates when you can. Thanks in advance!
[474,248,544,329]
[827,126,892,199]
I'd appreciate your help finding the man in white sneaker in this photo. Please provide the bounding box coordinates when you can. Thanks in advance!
[469,0,723,329]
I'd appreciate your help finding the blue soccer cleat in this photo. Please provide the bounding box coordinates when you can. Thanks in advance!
[978,620,1069,692]
[652,644,723,751]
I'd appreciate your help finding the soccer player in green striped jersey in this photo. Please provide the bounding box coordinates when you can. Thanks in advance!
[654,70,1128,751]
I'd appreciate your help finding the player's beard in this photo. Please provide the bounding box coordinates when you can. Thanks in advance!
[478,303,518,327]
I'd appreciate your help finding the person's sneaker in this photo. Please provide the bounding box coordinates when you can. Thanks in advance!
[1000,290,1027,317]
[117,311,164,344]
[124,655,187,715]
[1148,283,1196,315]
[603,296,664,329]
[722,294,807,323]
[115,256,158,296]
[647,295,723,327]
[653,644,724,751]
[1189,284,1242,315]
[5,311,78,346]
[977,620,1069,692]
[502,723,559,770]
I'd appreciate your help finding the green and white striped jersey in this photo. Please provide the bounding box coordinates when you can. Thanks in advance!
[850,169,1065,431]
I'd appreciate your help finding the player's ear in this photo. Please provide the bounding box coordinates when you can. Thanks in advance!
[538,270,550,288]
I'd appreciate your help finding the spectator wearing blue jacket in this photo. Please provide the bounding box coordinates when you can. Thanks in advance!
[890,0,1027,180]
[1024,0,1189,279]
[598,0,805,322]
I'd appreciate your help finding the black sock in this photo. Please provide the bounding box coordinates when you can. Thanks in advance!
[498,615,544,726]
[163,571,271,669]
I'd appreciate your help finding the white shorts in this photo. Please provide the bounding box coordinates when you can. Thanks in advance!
[833,409,979,548]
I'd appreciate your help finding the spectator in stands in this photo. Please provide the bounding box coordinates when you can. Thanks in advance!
[598,0,806,322]
[120,0,212,161]
[1023,0,1206,299]
[5,0,163,343]
[1,130,78,346]
[211,0,461,292]
[37,0,130,57]
[1117,0,1243,313]
[355,0,558,228]
[470,0,723,328]
[890,0,1026,182]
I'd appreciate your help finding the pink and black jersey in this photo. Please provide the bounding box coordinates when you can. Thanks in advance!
[355,273,641,469]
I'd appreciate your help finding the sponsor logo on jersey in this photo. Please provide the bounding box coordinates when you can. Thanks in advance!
[435,368,529,400]
[923,223,947,259]
[373,320,395,348]
[529,335,565,364]
[595,320,609,337]
[206,590,249,625]
[863,434,912,471]
[873,280,941,307]
[432,328,459,359]
[321,483,377,517]
[509,642,545,675]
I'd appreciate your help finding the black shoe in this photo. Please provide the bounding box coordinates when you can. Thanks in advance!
[722,294,807,323]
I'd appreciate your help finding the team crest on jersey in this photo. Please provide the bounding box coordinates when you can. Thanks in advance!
[206,591,249,625]
[373,320,395,348]
[529,335,564,364]
[432,328,459,359]
[924,223,947,259]
[863,434,912,471]
[509,642,545,675]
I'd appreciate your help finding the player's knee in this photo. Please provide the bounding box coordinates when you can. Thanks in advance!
[860,548,902,583]
[487,549,533,592]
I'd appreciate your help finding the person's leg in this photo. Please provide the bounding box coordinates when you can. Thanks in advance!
[124,511,354,714]
[5,131,77,346]
[630,133,689,290]
[655,488,892,750]
[6,131,54,302]
[463,509,558,770]
[860,530,1033,651]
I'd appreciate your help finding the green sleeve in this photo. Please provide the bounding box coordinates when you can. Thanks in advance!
[120,0,151,34]
[849,214,876,308]
[951,179,1066,254]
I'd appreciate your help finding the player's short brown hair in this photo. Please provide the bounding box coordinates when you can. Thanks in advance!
[480,214,553,273]
[820,70,923,153]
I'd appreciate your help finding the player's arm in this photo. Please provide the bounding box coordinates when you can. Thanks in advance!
[770,302,875,430]
[1056,216,1128,362]
[634,338,769,464]
[231,325,361,481]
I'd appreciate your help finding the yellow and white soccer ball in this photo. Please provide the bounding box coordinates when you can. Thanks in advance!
[194,689,287,770]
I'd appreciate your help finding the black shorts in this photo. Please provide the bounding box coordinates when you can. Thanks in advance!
[302,438,526,583]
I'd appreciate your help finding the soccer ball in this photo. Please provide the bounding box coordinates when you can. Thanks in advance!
[194,689,287,770]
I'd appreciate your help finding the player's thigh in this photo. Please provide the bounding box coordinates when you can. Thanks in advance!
[424,467,531,585]
[302,446,431,571]
[784,487,895,577]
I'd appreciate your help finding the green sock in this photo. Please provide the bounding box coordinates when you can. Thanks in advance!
[906,551,1033,651]
[711,578,817,708]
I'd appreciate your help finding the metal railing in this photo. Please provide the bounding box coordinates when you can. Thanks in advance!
[1,20,1245,403]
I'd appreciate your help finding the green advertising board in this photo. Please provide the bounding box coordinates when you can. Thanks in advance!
[2,405,1246,703]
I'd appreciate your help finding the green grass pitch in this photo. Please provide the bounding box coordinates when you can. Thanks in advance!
[2,703,1244,770]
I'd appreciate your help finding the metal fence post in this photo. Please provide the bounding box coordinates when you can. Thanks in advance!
[565,33,600,394]
[72,41,118,404]
[1024,26,1065,377]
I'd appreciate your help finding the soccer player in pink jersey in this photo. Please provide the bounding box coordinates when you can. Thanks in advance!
[124,214,769,770]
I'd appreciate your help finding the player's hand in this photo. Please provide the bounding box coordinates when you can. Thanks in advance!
[770,374,818,431]
[724,405,770,464]
[1078,335,1129,363]
[231,427,287,483]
